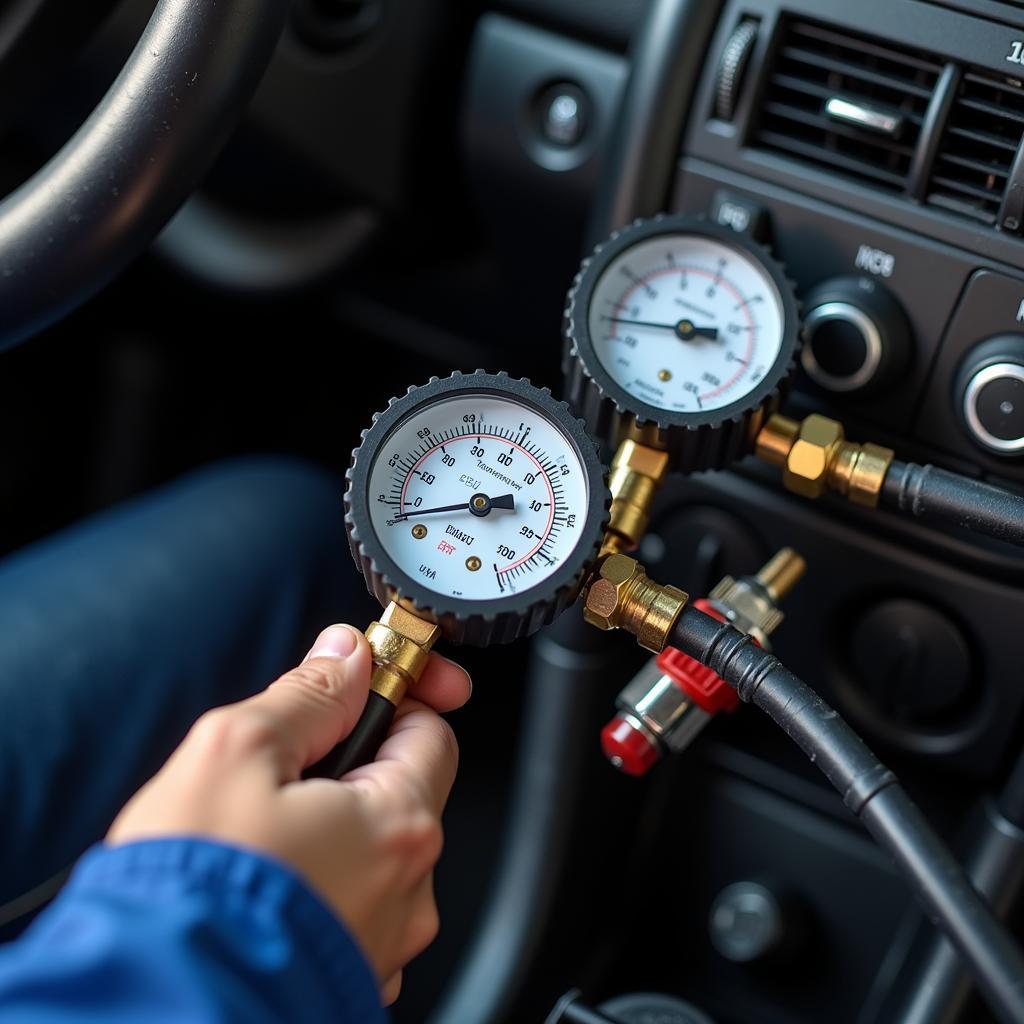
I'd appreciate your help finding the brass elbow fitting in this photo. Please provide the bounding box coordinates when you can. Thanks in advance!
[584,553,688,652]
[755,413,895,508]
[601,440,670,556]
[365,602,440,706]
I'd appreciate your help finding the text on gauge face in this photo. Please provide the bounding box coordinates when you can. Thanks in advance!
[587,234,785,413]
[368,395,590,600]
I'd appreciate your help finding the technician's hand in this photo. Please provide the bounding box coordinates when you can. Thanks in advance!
[108,624,471,1005]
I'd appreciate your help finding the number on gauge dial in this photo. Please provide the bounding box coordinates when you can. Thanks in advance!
[368,395,589,600]
[586,233,785,413]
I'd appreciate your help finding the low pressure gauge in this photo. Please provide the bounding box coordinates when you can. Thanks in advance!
[345,371,608,646]
[564,214,800,471]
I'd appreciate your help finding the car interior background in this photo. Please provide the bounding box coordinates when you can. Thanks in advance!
[3,0,1024,1022]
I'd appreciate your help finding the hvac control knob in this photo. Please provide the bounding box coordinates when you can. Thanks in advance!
[957,335,1024,455]
[801,276,911,395]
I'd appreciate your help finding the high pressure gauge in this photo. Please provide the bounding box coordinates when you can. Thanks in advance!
[345,371,609,646]
[564,214,800,472]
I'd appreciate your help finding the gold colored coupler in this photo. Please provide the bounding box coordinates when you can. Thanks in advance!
[602,440,670,556]
[755,413,894,508]
[365,602,440,707]
[584,553,688,652]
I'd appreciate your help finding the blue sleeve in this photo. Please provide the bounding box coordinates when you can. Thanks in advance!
[0,838,388,1024]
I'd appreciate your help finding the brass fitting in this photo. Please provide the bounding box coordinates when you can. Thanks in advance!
[708,547,806,647]
[584,553,688,652]
[601,440,670,556]
[365,602,440,706]
[755,413,895,507]
[755,546,807,605]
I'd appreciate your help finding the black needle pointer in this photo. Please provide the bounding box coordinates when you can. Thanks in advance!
[601,316,719,341]
[394,492,515,521]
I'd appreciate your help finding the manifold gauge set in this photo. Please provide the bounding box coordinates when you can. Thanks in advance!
[345,214,802,643]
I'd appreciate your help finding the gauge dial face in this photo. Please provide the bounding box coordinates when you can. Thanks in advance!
[368,394,590,602]
[586,233,786,413]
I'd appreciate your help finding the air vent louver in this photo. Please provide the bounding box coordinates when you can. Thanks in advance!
[755,21,942,193]
[926,71,1024,226]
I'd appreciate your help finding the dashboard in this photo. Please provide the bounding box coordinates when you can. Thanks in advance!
[4,0,1024,1021]
[454,1,1024,1021]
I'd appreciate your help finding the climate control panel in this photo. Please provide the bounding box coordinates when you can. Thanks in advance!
[677,167,1024,484]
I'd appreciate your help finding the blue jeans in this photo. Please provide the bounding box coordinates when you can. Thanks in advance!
[0,458,372,913]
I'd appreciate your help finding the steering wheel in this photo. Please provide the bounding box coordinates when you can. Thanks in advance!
[0,0,288,351]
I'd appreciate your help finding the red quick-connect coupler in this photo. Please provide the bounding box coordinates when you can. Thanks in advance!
[601,550,804,776]
[601,601,752,776]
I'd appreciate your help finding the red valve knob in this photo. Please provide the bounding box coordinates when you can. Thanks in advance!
[600,714,660,777]
[656,600,741,715]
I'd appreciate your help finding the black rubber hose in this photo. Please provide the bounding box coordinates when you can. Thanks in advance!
[886,797,1024,1024]
[304,691,396,779]
[881,461,1024,547]
[670,604,1024,1024]
[0,0,288,350]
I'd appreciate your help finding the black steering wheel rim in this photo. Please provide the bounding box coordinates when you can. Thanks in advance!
[0,0,289,351]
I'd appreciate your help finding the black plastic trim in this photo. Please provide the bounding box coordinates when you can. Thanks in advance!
[586,0,724,245]
[908,63,962,201]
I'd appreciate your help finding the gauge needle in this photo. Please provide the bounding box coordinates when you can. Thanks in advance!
[676,320,719,341]
[395,492,516,520]
[602,315,678,331]
[602,316,719,341]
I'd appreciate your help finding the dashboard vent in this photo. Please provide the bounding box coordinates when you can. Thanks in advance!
[755,21,942,193]
[925,71,1024,226]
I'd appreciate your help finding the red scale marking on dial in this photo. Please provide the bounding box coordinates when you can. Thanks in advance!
[400,435,556,573]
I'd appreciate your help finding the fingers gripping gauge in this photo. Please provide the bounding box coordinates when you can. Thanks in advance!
[345,371,609,647]
[563,214,801,472]
[307,371,608,779]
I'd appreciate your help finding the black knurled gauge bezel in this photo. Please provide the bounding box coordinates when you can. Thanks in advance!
[344,370,610,647]
[563,213,801,472]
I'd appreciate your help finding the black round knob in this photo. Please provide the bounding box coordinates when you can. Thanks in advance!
[957,335,1024,456]
[714,19,759,121]
[708,881,786,963]
[849,598,973,723]
[800,276,911,395]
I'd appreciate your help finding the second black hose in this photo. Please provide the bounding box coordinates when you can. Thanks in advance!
[670,604,1024,1024]
[882,461,1024,547]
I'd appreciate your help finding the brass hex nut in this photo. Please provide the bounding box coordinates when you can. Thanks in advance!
[846,442,895,507]
[365,602,441,705]
[584,554,642,631]
[783,414,844,499]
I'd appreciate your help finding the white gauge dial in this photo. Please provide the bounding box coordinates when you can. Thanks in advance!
[368,394,590,601]
[587,233,786,413]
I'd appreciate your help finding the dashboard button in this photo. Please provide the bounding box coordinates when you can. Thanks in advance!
[958,336,1024,455]
[539,84,587,147]
[709,189,769,242]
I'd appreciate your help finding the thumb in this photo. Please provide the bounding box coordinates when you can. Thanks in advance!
[239,625,373,780]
